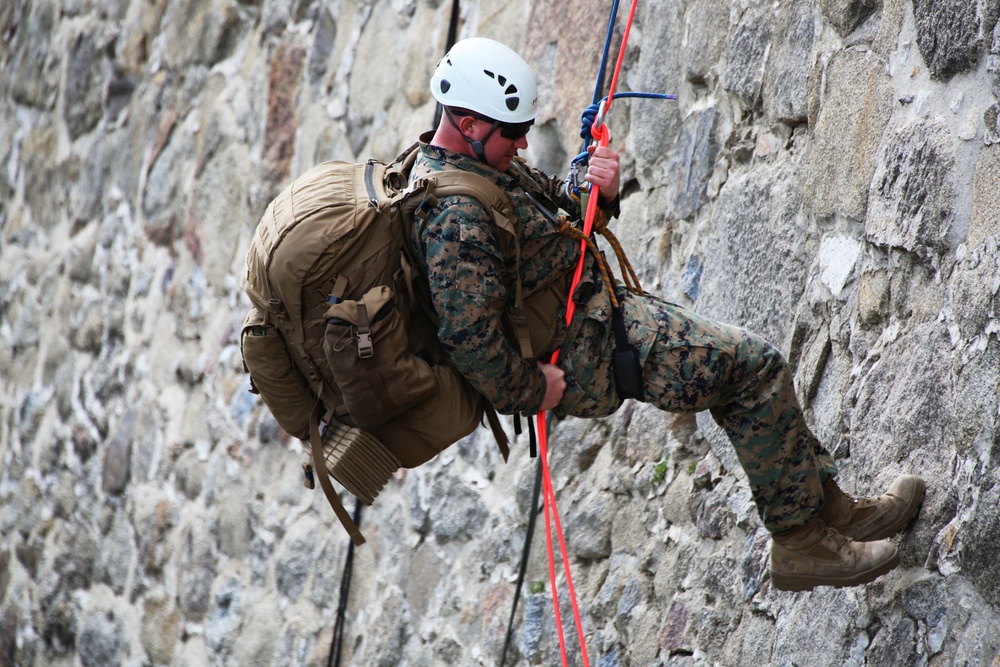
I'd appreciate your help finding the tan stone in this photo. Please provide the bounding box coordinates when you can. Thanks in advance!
[805,50,893,221]
[968,144,1000,248]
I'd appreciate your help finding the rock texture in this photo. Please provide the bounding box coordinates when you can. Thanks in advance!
[2,0,1000,665]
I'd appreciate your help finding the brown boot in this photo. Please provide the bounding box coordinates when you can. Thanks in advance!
[770,518,899,591]
[820,474,925,541]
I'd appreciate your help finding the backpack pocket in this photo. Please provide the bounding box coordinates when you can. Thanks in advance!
[240,306,315,439]
[323,285,437,429]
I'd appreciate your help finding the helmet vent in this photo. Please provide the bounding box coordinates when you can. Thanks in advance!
[440,80,451,93]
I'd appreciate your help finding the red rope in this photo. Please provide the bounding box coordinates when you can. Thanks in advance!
[534,2,639,665]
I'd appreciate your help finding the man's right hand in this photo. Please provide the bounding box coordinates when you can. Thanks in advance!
[538,362,566,412]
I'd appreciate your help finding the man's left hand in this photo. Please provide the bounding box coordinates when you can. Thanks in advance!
[585,144,621,200]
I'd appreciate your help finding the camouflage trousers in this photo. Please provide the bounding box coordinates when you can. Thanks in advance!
[556,292,837,534]
[635,296,838,534]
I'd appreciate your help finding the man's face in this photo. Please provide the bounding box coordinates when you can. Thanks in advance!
[466,117,530,172]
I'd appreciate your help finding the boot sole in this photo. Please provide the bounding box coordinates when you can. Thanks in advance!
[770,550,901,592]
[855,477,927,542]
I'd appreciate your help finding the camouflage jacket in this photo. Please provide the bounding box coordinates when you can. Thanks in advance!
[409,140,631,418]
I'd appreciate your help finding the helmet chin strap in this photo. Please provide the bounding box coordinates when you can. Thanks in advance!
[445,108,499,164]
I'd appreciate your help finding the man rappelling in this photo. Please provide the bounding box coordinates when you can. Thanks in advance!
[407,37,925,593]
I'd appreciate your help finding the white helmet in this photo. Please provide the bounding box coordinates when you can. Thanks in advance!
[431,38,538,124]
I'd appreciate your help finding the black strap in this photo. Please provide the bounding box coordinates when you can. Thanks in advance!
[327,500,363,667]
[610,303,645,400]
[499,456,543,666]
[527,416,537,459]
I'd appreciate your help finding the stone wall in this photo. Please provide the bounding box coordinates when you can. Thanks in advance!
[2,0,999,665]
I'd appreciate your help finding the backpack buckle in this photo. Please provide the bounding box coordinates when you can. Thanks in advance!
[357,331,373,358]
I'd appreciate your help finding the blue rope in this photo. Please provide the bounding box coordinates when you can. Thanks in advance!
[579,92,678,142]
[591,0,621,107]
[565,4,680,207]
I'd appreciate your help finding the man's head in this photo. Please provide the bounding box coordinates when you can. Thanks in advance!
[430,38,537,170]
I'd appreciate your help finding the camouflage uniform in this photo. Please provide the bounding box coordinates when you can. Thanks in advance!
[409,141,837,533]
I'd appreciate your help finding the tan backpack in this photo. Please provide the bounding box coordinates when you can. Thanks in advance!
[240,144,516,545]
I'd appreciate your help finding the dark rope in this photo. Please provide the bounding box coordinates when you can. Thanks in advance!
[328,500,363,667]
[432,0,462,129]
[498,456,543,666]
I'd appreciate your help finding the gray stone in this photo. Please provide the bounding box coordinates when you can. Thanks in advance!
[174,445,206,500]
[20,125,67,233]
[698,161,808,345]
[763,0,815,124]
[70,128,140,227]
[960,481,1000,607]
[101,408,135,495]
[867,617,918,667]
[214,478,253,560]
[684,0,730,84]
[64,25,110,139]
[688,489,731,540]
[849,323,956,467]
[820,0,880,36]
[274,518,319,601]
[77,610,125,667]
[178,520,214,621]
[682,254,703,301]
[98,512,134,596]
[359,585,409,667]
[44,522,98,597]
[866,119,954,258]
[0,606,15,667]
[901,577,948,626]
[912,0,983,80]
[951,250,999,338]
[664,107,720,220]
[566,491,613,560]
[519,592,552,664]
[39,590,77,655]
[720,609,776,666]
[204,577,244,656]
[141,112,191,246]
[992,26,1000,96]
[632,0,684,175]
[234,595,282,666]
[952,338,1000,456]
[773,588,856,665]
[160,0,246,69]
[739,529,769,599]
[724,5,775,105]
[6,0,60,109]
[427,471,488,542]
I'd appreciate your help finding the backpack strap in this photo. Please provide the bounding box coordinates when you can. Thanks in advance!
[309,401,366,546]
[412,171,535,361]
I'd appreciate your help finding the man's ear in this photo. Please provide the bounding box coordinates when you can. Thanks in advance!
[458,114,479,137]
